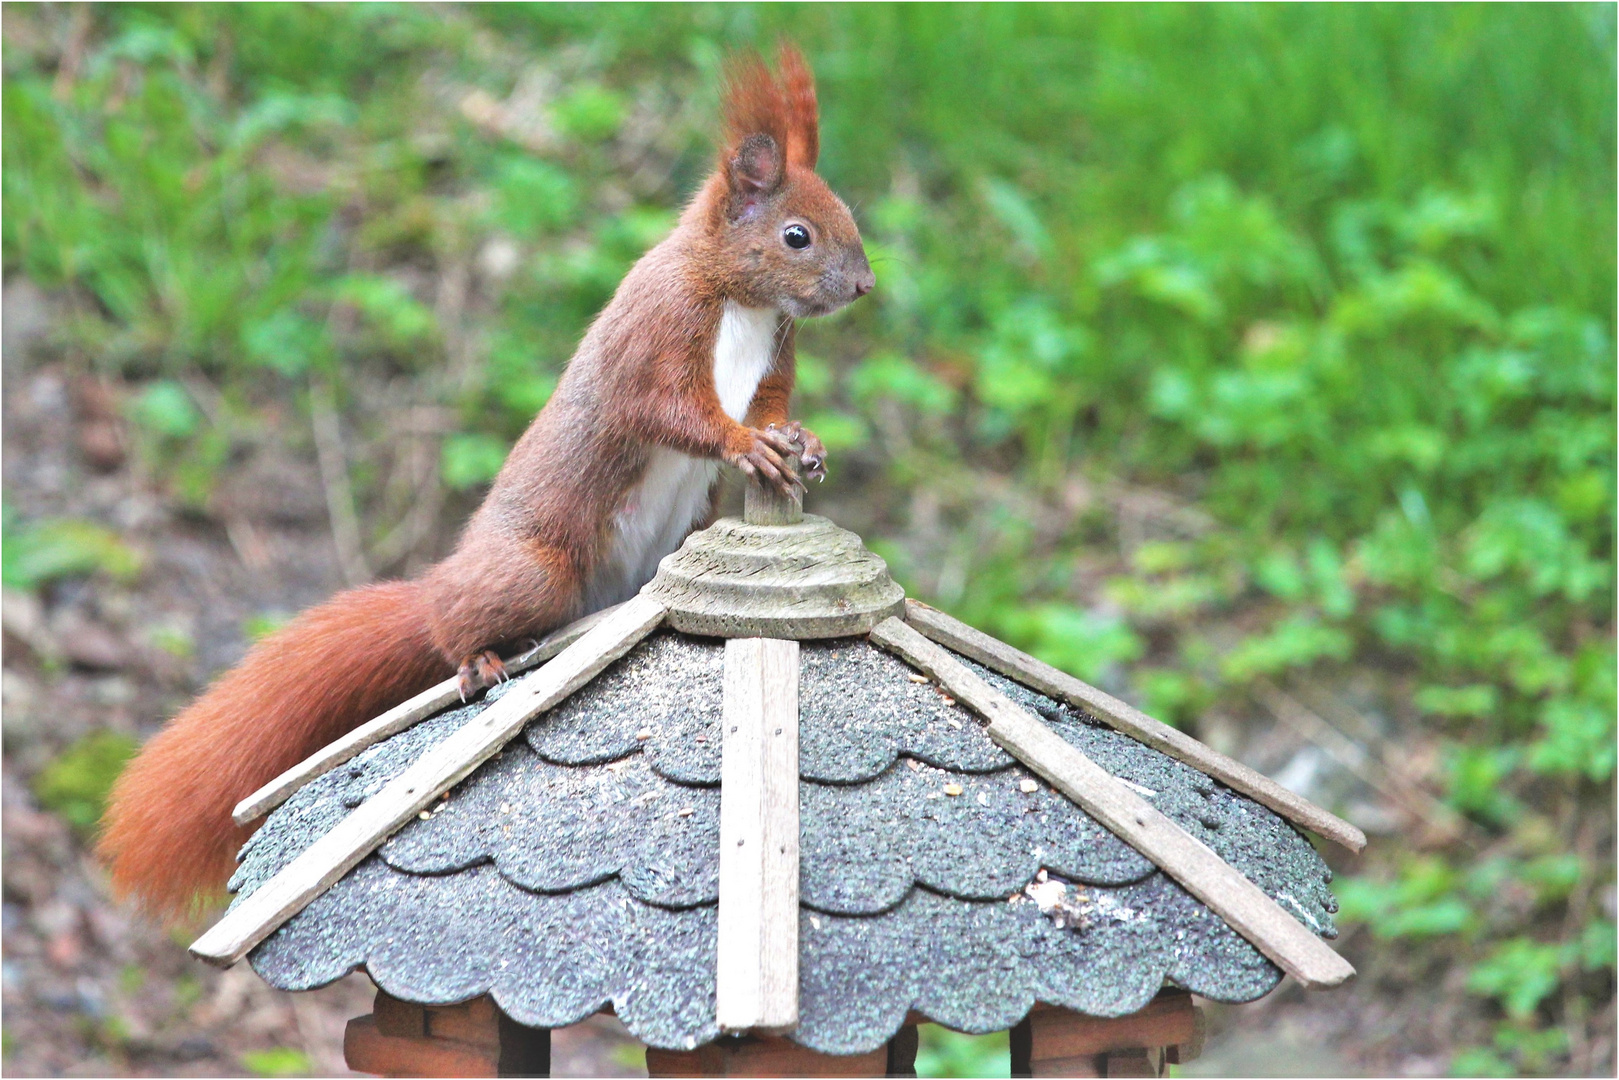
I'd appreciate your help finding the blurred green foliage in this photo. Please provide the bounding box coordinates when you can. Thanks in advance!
[915,1026,1009,1078]
[31,730,139,833]
[2,507,142,591]
[2,5,1613,1073]
[241,612,293,644]
[240,1047,312,1078]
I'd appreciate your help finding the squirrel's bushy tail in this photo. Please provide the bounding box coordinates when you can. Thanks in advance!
[98,581,449,921]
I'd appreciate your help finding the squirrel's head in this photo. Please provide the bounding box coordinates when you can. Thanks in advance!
[706,45,874,318]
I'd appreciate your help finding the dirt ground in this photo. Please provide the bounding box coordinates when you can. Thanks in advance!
[0,276,1577,1078]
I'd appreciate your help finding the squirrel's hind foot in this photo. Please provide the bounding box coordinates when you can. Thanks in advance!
[456,649,509,702]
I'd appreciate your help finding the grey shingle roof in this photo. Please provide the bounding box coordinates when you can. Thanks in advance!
[234,632,1339,1055]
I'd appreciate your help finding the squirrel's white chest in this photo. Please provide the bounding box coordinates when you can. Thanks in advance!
[711,302,780,421]
[584,303,779,609]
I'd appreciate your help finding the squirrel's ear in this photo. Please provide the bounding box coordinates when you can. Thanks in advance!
[726,132,784,220]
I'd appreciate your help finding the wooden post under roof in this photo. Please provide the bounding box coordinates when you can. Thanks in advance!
[1009,993,1203,1078]
[344,991,551,1078]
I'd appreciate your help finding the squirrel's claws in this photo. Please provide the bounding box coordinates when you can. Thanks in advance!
[457,649,508,699]
[735,420,829,495]
[791,422,828,483]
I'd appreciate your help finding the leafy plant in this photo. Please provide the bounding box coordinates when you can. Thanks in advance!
[915,1026,1009,1079]
[32,731,139,833]
[240,1047,312,1078]
[2,514,141,592]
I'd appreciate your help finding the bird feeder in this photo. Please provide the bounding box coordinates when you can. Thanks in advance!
[191,469,1363,1078]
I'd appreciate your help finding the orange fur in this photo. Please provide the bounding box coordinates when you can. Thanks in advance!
[777,45,819,169]
[99,41,871,924]
[97,582,448,920]
[722,44,819,173]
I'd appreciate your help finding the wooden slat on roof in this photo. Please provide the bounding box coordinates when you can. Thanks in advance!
[870,616,1355,991]
[715,637,801,1033]
[191,596,668,967]
[903,600,1366,854]
[232,602,629,826]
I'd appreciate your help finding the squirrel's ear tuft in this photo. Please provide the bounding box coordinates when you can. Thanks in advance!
[723,52,787,156]
[721,43,818,180]
[777,43,819,170]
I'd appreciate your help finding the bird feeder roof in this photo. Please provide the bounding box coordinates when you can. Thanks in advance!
[231,629,1340,1055]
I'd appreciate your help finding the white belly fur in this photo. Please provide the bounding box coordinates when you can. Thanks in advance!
[584,302,780,608]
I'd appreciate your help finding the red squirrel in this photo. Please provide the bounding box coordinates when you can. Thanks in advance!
[98,45,873,920]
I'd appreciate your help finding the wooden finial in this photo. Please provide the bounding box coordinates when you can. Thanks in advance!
[743,452,803,526]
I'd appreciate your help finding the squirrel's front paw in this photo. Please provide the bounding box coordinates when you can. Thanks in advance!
[456,649,509,702]
[773,421,828,482]
[728,426,803,495]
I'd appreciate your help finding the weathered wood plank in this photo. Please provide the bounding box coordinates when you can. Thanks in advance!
[232,602,628,826]
[191,596,667,967]
[715,637,801,1034]
[869,617,1355,991]
[902,600,1366,854]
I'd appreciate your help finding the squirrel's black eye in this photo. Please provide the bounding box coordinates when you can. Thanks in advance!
[783,224,811,249]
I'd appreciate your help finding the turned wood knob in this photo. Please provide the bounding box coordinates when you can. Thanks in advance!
[744,452,803,526]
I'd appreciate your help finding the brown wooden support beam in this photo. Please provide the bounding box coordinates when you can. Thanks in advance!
[646,1034,888,1077]
[345,991,550,1078]
[1008,994,1201,1079]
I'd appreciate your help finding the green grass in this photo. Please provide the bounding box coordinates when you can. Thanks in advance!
[2,4,1613,1073]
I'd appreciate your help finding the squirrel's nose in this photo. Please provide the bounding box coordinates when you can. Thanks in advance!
[853,268,875,298]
